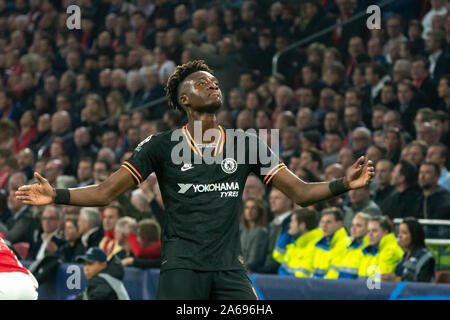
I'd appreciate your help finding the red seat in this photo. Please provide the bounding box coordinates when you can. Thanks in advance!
[435,271,450,284]
[13,242,30,260]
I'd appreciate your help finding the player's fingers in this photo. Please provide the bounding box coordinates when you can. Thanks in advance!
[17,185,31,191]
[34,172,46,184]
[355,156,365,167]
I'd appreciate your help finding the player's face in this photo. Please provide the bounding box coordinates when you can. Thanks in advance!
[179,71,223,113]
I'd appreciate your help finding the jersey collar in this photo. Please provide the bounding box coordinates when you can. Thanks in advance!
[182,123,225,157]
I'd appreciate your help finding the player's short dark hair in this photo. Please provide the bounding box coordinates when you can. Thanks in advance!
[293,207,318,231]
[165,60,213,111]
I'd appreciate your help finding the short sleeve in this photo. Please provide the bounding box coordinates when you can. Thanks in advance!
[121,135,158,184]
[249,134,287,186]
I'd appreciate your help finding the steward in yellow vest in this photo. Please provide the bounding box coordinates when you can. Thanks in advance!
[336,212,371,279]
[272,208,323,277]
[358,216,404,279]
[311,208,351,279]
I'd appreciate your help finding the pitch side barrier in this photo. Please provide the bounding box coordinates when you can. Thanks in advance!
[22,262,450,300]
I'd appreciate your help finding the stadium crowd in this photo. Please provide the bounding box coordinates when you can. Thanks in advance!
[0,0,450,288]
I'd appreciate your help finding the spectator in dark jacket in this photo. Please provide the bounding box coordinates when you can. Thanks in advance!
[58,215,85,263]
[76,247,130,300]
[417,162,450,219]
[382,217,435,283]
[4,173,37,246]
[240,198,269,272]
[383,160,422,219]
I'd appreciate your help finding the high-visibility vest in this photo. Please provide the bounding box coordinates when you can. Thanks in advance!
[311,227,351,279]
[336,235,369,279]
[273,228,323,277]
[358,233,404,279]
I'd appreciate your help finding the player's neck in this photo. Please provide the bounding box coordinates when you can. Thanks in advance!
[187,112,219,144]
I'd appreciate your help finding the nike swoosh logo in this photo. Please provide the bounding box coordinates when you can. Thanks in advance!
[181,166,194,171]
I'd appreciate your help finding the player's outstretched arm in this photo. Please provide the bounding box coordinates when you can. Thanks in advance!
[272,156,375,207]
[15,167,135,207]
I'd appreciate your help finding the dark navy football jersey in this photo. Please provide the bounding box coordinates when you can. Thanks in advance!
[122,124,286,271]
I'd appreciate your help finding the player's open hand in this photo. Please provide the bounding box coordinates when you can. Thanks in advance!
[345,156,375,190]
[15,172,55,206]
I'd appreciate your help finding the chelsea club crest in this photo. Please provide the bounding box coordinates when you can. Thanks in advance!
[221,158,237,174]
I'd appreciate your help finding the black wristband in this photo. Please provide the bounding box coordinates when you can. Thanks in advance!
[54,189,71,205]
[329,178,349,196]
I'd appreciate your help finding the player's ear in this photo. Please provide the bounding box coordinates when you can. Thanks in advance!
[179,94,190,108]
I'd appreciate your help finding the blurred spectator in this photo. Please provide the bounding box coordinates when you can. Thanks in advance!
[78,207,103,251]
[58,214,85,263]
[312,207,350,279]
[255,188,293,274]
[383,217,435,283]
[242,175,265,202]
[4,172,36,246]
[426,143,450,191]
[123,218,161,265]
[336,213,370,279]
[28,205,64,260]
[344,185,381,232]
[374,160,396,213]
[240,198,268,272]
[99,204,125,260]
[417,162,450,219]
[77,157,94,187]
[358,216,404,279]
[76,247,130,300]
[11,110,38,153]
[384,160,422,219]
[273,207,322,277]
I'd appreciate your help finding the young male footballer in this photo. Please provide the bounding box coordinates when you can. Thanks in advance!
[16,60,374,300]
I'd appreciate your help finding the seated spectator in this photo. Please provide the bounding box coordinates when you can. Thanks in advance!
[58,214,85,263]
[358,216,404,280]
[78,207,103,251]
[343,185,382,232]
[417,162,450,219]
[426,143,450,191]
[373,160,396,213]
[4,173,36,246]
[99,204,125,260]
[11,110,38,153]
[28,205,65,260]
[273,208,323,278]
[322,131,343,169]
[240,198,268,272]
[255,188,293,274]
[124,219,161,263]
[382,217,435,283]
[383,160,422,219]
[336,213,370,280]
[312,207,351,279]
[76,247,130,300]
[242,175,266,202]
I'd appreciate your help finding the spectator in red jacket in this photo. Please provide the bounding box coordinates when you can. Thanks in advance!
[126,218,161,260]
